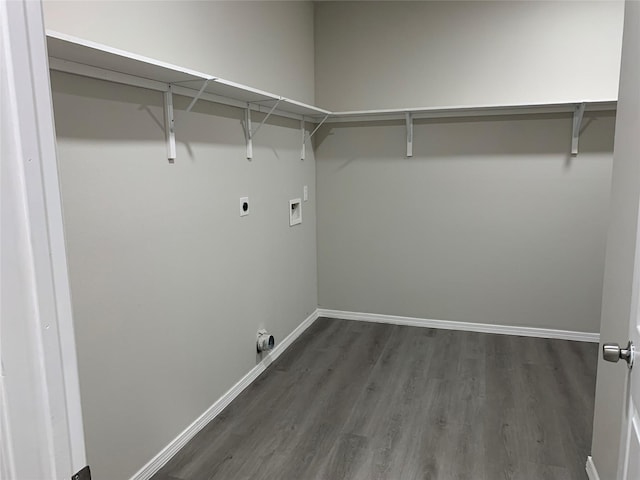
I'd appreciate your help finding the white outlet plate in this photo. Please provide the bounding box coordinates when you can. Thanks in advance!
[240,197,249,216]
[303,185,308,202]
[289,198,302,226]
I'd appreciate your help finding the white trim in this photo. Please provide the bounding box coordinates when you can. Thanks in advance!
[129,310,320,480]
[316,309,600,343]
[2,1,85,477]
[586,456,601,480]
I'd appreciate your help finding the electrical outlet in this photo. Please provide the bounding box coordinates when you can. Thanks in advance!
[240,197,249,216]
[303,185,308,202]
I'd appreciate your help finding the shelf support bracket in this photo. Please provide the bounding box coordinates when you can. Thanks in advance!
[246,103,253,159]
[250,98,282,140]
[164,86,176,162]
[301,118,306,160]
[307,114,329,141]
[185,79,211,113]
[571,102,586,156]
[299,114,329,161]
[246,99,282,159]
[406,112,413,158]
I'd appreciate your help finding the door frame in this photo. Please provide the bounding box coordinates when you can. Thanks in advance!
[1,0,86,477]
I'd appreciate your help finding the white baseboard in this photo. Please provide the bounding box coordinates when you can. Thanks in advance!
[316,309,600,343]
[586,456,601,480]
[129,309,319,480]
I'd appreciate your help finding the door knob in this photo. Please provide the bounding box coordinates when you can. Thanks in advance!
[602,341,634,368]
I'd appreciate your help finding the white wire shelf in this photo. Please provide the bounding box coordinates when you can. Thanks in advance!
[45,30,617,160]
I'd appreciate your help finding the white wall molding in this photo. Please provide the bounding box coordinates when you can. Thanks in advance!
[585,456,601,480]
[317,309,600,343]
[129,309,320,480]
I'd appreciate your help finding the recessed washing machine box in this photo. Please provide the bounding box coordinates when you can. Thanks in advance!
[289,198,302,226]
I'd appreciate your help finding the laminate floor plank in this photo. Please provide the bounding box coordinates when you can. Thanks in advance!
[264,322,395,480]
[151,318,597,480]
[326,326,442,480]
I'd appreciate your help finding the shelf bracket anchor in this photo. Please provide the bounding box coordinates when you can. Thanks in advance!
[246,103,253,159]
[185,79,211,113]
[571,102,586,156]
[164,86,176,162]
[406,112,413,158]
[301,117,306,160]
[250,98,282,140]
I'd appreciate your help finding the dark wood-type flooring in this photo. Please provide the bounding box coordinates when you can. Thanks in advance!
[152,317,598,480]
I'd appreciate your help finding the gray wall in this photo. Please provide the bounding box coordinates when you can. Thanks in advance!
[51,72,317,480]
[44,0,315,104]
[45,2,317,479]
[316,114,614,333]
[314,1,624,111]
[591,2,640,478]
